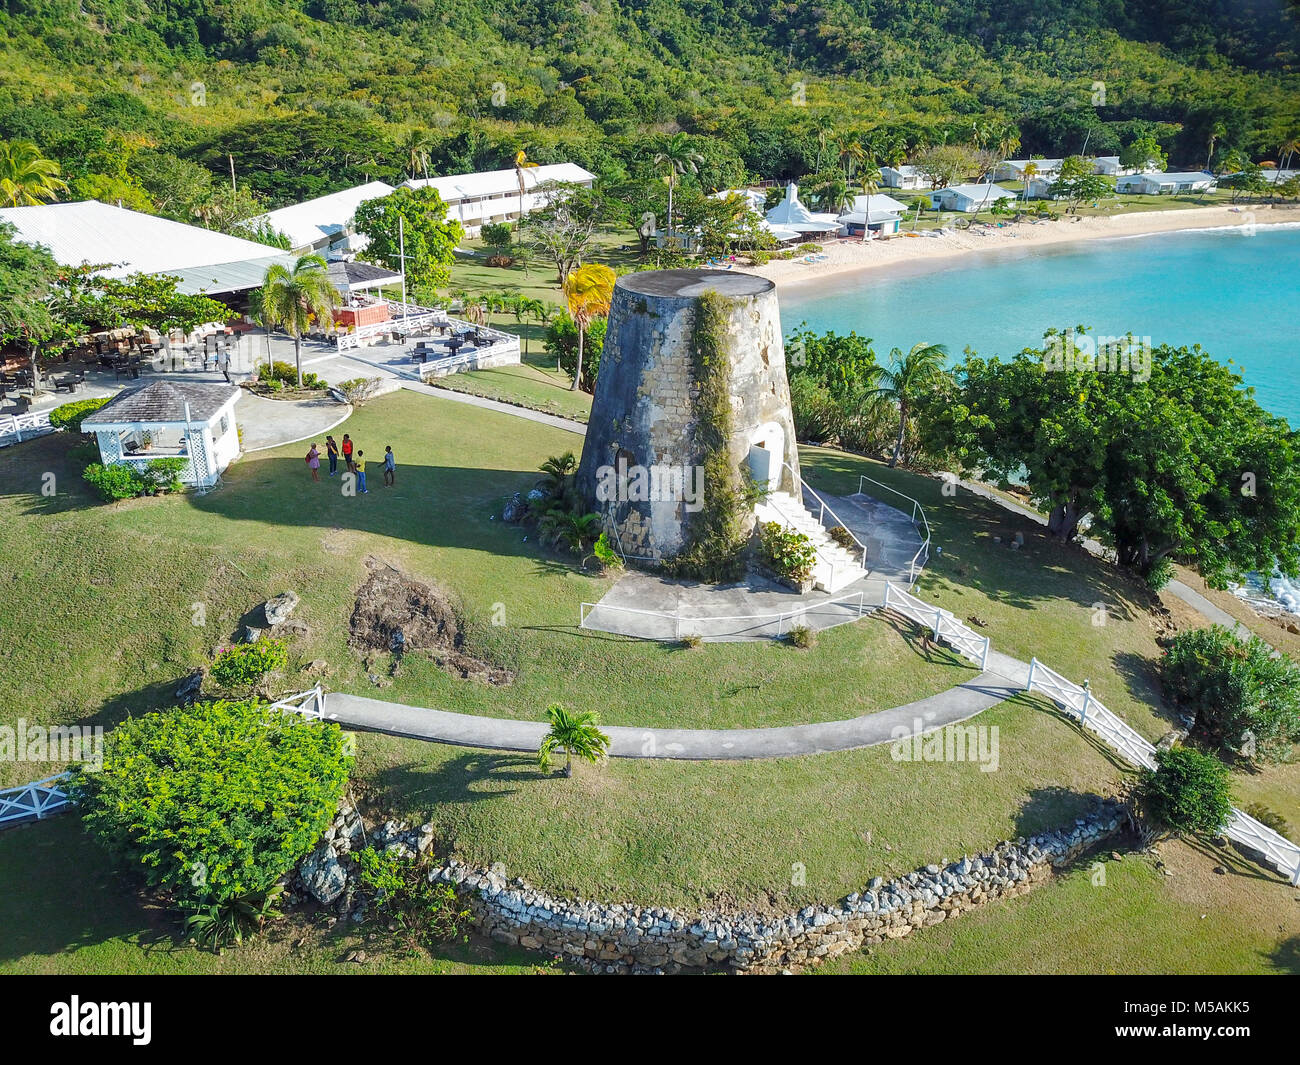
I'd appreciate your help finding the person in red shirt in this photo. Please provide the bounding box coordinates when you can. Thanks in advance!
[341,434,354,473]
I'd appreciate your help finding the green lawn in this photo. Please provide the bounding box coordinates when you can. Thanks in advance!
[0,816,561,975]
[2,388,1293,969]
[815,839,1300,975]
[428,360,592,423]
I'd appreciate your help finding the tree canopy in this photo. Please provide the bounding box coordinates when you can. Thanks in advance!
[930,333,1300,586]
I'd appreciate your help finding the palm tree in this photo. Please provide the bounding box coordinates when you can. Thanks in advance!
[812,118,836,170]
[653,134,704,242]
[1021,161,1040,203]
[513,149,539,231]
[812,177,852,213]
[1205,121,1227,173]
[537,703,610,776]
[400,129,433,182]
[256,254,340,387]
[859,166,882,241]
[873,341,948,467]
[0,140,68,206]
[562,263,615,392]
[509,295,547,358]
[1273,136,1300,197]
[835,136,867,182]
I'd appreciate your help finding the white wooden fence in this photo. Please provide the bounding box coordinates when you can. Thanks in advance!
[268,686,327,720]
[0,772,72,827]
[0,411,54,448]
[883,581,991,670]
[1025,657,1300,884]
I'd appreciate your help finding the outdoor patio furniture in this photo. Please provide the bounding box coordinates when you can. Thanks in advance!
[55,372,85,393]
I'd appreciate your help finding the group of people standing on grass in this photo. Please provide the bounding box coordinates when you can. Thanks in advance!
[305,433,395,493]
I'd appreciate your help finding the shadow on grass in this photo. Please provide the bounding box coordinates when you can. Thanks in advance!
[1012,784,1117,840]
[369,751,540,812]
[1268,935,1300,975]
[1111,650,1176,728]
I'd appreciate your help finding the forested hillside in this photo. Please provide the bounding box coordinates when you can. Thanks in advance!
[0,0,1296,220]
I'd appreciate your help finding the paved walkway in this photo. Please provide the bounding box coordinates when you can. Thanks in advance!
[325,666,1022,759]
[582,492,922,640]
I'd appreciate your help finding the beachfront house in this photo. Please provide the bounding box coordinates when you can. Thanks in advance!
[1117,171,1216,195]
[931,184,1017,213]
[836,193,908,237]
[1092,156,1126,176]
[765,183,843,238]
[254,181,396,257]
[880,165,924,190]
[80,381,242,490]
[402,163,595,237]
[995,159,1063,182]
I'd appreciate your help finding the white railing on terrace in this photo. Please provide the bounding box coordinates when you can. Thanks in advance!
[580,591,867,641]
[785,461,868,571]
[1023,657,1300,885]
[336,302,447,351]
[883,581,990,670]
[858,474,931,584]
[0,772,72,826]
[0,411,54,448]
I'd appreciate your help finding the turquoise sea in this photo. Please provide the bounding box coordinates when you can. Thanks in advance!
[779,222,1300,427]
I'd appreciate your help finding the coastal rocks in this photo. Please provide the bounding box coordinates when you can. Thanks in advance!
[263,591,300,627]
[431,799,1127,974]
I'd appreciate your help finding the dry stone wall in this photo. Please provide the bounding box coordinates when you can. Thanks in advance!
[433,799,1126,973]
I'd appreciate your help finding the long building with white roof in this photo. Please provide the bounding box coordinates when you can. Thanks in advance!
[0,200,294,296]
[255,180,395,256]
[403,163,595,235]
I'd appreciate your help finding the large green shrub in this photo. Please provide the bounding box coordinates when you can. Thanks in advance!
[1160,626,1300,762]
[757,521,817,583]
[210,638,289,691]
[83,462,144,500]
[70,700,352,915]
[1137,746,1233,837]
[49,396,109,434]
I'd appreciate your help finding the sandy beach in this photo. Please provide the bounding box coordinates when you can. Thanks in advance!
[743,203,1298,289]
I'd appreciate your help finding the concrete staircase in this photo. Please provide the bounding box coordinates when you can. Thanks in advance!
[756,490,868,593]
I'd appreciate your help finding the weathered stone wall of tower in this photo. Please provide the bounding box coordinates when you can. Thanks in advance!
[576,269,800,561]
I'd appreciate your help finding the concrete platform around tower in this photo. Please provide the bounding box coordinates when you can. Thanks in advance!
[580,491,927,642]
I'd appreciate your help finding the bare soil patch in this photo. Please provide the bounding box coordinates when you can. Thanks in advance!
[348,558,513,685]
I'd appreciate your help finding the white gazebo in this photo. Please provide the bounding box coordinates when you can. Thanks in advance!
[80,381,242,490]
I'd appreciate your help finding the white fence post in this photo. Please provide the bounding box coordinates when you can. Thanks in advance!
[1025,657,1037,691]
[979,637,990,672]
[932,608,943,640]
[1079,681,1092,725]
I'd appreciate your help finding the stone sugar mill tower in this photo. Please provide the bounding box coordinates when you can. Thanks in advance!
[576,268,802,564]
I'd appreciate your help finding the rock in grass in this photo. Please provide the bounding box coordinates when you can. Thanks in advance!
[263,590,300,627]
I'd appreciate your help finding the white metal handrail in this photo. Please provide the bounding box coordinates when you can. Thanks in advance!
[0,410,54,447]
[784,462,868,570]
[268,685,327,720]
[858,474,931,583]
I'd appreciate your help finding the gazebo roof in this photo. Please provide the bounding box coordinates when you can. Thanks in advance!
[81,381,241,429]
[327,260,404,293]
